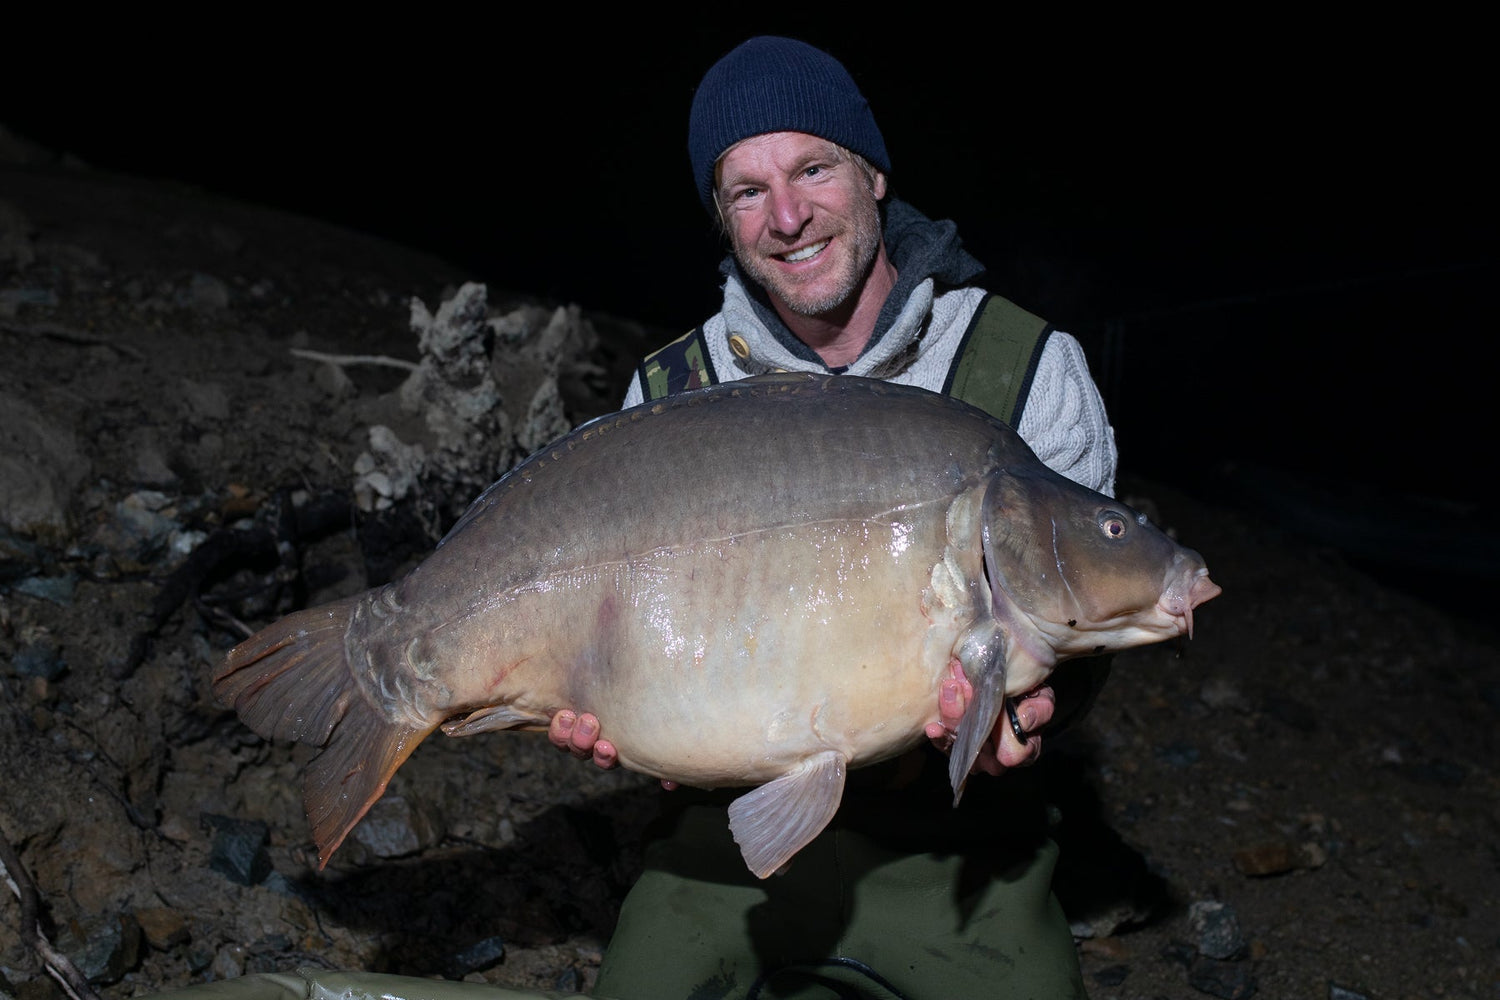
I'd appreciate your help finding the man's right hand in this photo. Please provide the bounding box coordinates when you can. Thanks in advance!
[547,709,618,769]
[548,710,678,790]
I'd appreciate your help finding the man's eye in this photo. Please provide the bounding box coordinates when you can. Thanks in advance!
[804,165,823,177]
[735,186,760,201]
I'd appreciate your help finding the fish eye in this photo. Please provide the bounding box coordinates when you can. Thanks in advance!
[1098,511,1129,540]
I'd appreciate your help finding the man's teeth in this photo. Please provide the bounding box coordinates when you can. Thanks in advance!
[782,241,828,263]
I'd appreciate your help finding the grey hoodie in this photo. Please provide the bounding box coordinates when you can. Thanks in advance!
[623,199,1118,496]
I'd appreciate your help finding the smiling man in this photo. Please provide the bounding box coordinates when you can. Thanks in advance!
[615,37,1115,505]
[548,35,1119,1000]
[714,132,895,362]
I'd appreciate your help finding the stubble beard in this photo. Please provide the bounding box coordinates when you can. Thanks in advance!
[734,195,883,319]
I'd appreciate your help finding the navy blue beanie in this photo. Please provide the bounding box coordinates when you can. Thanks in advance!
[688,36,891,212]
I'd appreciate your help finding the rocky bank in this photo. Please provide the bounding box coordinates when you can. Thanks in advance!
[1,129,1497,1000]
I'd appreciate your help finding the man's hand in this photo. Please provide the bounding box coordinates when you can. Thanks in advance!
[547,710,678,790]
[924,659,1055,774]
[547,710,618,769]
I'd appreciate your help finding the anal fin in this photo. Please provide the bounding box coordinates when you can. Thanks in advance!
[440,703,550,737]
[727,750,846,879]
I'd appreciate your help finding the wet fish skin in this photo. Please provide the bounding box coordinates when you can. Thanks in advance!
[215,372,1219,878]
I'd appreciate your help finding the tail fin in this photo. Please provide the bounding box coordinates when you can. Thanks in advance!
[214,595,436,867]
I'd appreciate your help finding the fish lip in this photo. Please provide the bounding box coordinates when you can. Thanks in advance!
[1157,569,1221,639]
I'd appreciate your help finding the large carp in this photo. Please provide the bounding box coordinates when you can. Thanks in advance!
[216,373,1219,878]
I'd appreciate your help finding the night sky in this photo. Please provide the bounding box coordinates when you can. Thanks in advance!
[6,20,1491,530]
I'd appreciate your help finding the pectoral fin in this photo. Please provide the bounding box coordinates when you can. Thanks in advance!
[949,624,1007,804]
[727,750,847,879]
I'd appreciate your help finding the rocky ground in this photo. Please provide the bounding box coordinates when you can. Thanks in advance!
[2,129,1497,1000]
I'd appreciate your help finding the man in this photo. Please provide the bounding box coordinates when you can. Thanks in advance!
[550,35,1117,1000]
[155,35,1117,1000]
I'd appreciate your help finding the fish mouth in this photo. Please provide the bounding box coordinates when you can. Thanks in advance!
[1158,568,1222,638]
[777,239,830,263]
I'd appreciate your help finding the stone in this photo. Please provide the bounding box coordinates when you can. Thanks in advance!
[203,814,272,886]
[350,794,445,859]
[179,378,231,423]
[1232,842,1297,877]
[134,906,191,950]
[57,914,142,985]
[177,272,230,313]
[0,397,89,539]
[1188,956,1256,998]
[446,935,506,979]
[1188,900,1246,960]
[12,639,64,680]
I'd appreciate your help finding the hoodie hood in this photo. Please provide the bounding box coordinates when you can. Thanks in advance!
[718,197,987,372]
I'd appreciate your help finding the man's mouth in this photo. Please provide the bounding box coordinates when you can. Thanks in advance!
[779,240,829,263]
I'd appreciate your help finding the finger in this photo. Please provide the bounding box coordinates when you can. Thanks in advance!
[592,738,618,770]
[1018,687,1056,730]
[570,712,601,755]
[992,688,1056,768]
[993,728,1041,769]
[970,752,1005,777]
[938,676,965,730]
[1006,698,1028,745]
[548,710,577,751]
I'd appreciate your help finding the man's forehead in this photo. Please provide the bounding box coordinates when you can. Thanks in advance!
[719,132,843,177]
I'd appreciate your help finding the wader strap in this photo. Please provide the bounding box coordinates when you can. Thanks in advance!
[942,292,1052,426]
[643,294,1050,424]
[639,327,718,401]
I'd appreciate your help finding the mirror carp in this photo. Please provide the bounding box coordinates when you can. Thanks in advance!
[215,373,1220,878]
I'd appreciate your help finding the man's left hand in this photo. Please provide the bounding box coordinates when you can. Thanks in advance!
[924,659,1055,773]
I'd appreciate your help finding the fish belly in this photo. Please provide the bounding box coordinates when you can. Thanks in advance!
[412,500,974,789]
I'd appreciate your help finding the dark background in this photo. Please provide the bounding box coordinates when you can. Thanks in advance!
[6,18,1492,601]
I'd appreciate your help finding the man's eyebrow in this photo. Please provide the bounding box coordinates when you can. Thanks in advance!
[722,147,843,188]
[718,165,758,190]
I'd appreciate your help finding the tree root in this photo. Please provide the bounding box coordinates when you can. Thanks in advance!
[0,826,104,1000]
[289,348,418,371]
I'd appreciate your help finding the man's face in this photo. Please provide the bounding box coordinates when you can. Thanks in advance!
[715,132,887,319]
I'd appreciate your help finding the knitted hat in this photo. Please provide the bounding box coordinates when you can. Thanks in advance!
[688,36,891,212]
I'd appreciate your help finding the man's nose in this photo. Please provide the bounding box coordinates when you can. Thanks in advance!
[765,183,812,236]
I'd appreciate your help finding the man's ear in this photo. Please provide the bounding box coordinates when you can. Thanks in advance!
[872,170,888,200]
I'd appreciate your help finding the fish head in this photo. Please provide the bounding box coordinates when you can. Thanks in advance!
[981,466,1221,664]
